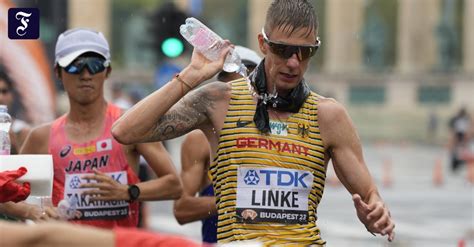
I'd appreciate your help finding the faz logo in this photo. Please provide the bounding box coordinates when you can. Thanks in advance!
[241,209,257,220]
[59,145,72,158]
[243,170,260,185]
[8,8,40,39]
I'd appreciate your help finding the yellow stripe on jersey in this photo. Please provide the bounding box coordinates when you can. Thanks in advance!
[210,78,327,246]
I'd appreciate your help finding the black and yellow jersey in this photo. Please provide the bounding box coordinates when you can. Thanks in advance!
[209,78,327,246]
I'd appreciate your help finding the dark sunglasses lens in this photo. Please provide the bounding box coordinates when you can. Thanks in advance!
[86,59,106,74]
[64,63,84,74]
[283,46,299,59]
[270,43,292,59]
[269,42,318,60]
[64,57,106,75]
[299,46,317,60]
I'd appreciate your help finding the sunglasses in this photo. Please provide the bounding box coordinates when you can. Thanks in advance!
[0,88,10,95]
[63,57,109,75]
[262,28,321,61]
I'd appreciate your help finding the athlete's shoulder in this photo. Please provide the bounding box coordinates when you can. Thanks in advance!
[107,103,125,118]
[182,130,209,154]
[20,122,52,154]
[187,81,232,119]
[197,81,232,99]
[317,97,357,149]
[317,97,349,126]
[30,122,53,138]
[184,129,207,143]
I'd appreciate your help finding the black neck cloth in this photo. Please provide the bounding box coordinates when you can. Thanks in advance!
[249,59,310,133]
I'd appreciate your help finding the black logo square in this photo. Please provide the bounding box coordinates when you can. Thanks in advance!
[8,8,40,39]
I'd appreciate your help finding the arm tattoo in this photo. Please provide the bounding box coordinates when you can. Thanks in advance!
[149,82,229,141]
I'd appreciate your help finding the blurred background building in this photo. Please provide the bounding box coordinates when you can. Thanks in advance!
[7,0,474,142]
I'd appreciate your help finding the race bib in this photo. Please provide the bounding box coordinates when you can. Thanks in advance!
[236,166,313,224]
[64,171,129,220]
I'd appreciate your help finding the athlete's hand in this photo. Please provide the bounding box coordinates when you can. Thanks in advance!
[181,40,233,88]
[37,206,61,221]
[352,194,395,242]
[24,204,60,222]
[80,170,129,201]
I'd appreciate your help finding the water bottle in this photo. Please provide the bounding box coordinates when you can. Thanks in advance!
[0,105,12,155]
[58,196,79,220]
[180,17,247,75]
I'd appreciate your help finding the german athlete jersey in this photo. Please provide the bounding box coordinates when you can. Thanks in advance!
[210,79,327,246]
[49,104,139,228]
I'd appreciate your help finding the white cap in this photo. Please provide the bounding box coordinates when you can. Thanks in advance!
[55,28,111,67]
[234,46,262,67]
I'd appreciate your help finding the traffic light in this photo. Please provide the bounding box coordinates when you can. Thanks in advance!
[149,3,188,59]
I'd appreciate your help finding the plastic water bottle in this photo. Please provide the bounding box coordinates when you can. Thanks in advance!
[180,17,247,75]
[0,105,12,155]
[58,196,79,220]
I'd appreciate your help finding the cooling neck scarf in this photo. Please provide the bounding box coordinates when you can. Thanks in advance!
[249,60,310,133]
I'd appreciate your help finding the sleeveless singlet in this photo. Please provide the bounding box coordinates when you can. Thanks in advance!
[210,79,327,246]
[49,104,139,228]
[200,184,218,243]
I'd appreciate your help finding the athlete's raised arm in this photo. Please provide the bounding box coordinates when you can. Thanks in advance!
[112,44,232,144]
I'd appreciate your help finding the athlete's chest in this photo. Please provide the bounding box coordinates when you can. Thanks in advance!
[63,121,107,143]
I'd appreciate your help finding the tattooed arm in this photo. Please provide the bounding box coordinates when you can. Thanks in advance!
[149,81,230,142]
[112,44,232,145]
[150,86,212,141]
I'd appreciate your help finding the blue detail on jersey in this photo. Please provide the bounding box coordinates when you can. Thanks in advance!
[199,184,217,243]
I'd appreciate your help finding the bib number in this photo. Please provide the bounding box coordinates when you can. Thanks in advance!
[64,171,129,220]
[236,166,313,224]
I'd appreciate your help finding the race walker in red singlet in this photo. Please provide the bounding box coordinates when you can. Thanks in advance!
[49,104,139,228]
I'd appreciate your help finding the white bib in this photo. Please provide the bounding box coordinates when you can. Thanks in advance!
[64,171,129,220]
[236,166,313,224]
